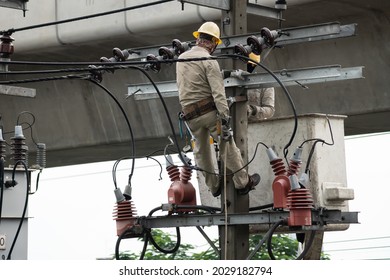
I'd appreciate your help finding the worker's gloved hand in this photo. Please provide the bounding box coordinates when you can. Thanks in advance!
[230,69,249,81]
[247,105,257,117]
[221,117,233,141]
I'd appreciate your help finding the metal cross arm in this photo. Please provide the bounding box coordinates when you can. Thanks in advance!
[123,22,356,60]
[134,208,359,230]
[129,65,364,100]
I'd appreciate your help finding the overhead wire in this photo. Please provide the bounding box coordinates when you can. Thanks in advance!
[86,78,136,188]
[6,160,30,260]
[0,42,301,260]
[0,0,308,261]
[0,54,290,177]
[0,0,175,36]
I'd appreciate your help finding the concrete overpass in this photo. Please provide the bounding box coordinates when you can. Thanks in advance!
[0,0,389,168]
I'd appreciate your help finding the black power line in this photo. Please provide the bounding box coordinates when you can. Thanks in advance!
[0,0,175,35]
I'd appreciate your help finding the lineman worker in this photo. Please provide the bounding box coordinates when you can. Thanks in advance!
[176,21,260,197]
[246,53,275,121]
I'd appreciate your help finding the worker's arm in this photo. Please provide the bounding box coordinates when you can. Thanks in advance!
[248,87,275,120]
[206,60,230,119]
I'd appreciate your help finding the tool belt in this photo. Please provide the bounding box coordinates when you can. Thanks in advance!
[182,97,216,120]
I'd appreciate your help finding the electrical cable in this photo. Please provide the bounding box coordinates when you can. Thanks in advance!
[146,227,181,255]
[218,53,298,164]
[174,204,220,213]
[86,78,136,188]
[300,115,335,173]
[1,55,284,176]
[295,230,316,260]
[0,0,175,36]
[249,203,274,212]
[0,157,4,227]
[143,205,181,257]
[266,227,316,260]
[246,219,285,260]
[114,226,133,260]
[6,160,30,260]
[127,66,189,167]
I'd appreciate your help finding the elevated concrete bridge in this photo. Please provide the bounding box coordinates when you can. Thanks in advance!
[0,0,389,167]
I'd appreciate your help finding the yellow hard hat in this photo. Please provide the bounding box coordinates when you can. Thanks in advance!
[193,22,222,45]
[248,52,260,65]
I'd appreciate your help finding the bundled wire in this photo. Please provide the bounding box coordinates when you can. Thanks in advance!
[6,160,30,260]
[0,0,175,36]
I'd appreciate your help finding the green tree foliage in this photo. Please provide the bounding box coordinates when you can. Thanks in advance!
[116,229,330,260]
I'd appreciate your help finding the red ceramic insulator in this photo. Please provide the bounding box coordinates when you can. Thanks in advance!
[180,166,192,183]
[270,158,286,176]
[113,200,138,236]
[167,181,196,211]
[166,165,180,182]
[287,159,301,176]
[272,175,290,209]
[286,188,314,226]
[0,34,14,56]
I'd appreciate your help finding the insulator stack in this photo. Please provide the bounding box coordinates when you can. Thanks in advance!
[286,188,314,226]
[288,147,303,176]
[167,164,180,182]
[113,200,137,220]
[10,126,27,165]
[36,143,46,169]
[0,33,14,58]
[0,129,6,160]
[180,166,192,183]
[172,39,191,56]
[270,158,286,176]
[145,54,162,72]
[287,159,301,176]
[113,200,138,236]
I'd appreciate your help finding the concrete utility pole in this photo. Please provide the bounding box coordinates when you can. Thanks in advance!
[219,0,249,260]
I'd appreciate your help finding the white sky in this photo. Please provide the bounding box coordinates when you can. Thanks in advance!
[23,132,390,260]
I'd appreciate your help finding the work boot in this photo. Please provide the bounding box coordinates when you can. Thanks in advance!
[237,173,260,195]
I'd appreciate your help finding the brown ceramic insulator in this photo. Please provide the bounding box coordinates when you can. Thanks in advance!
[166,165,180,182]
[168,181,197,213]
[112,200,137,220]
[0,34,14,57]
[112,47,129,61]
[172,39,190,56]
[270,158,286,176]
[286,188,314,226]
[0,140,6,159]
[113,200,138,236]
[287,160,301,176]
[10,138,27,163]
[180,166,192,183]
[158,46,174,60]
[272,175,290,209]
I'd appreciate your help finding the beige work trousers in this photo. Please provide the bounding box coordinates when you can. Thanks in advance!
[187,110,249,194]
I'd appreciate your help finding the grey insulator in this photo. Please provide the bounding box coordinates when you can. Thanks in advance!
[114,188,125,203]
[266,147,279,162]
[289,174,300,191]
[291,147,303,162]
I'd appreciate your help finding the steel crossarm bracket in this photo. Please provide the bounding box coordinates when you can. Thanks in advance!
[0,0,28,10]
[179,0,284,20]
[179,0,230,11]
[128,65,364,100]
[124,22,356,60]
[0,85,36,98]
[274,22,357,46]
[135,209,359,229]
[247,2,283,21]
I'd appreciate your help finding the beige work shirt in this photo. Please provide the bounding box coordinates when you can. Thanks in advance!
[247,87,275,121]
[176,45,229,119]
